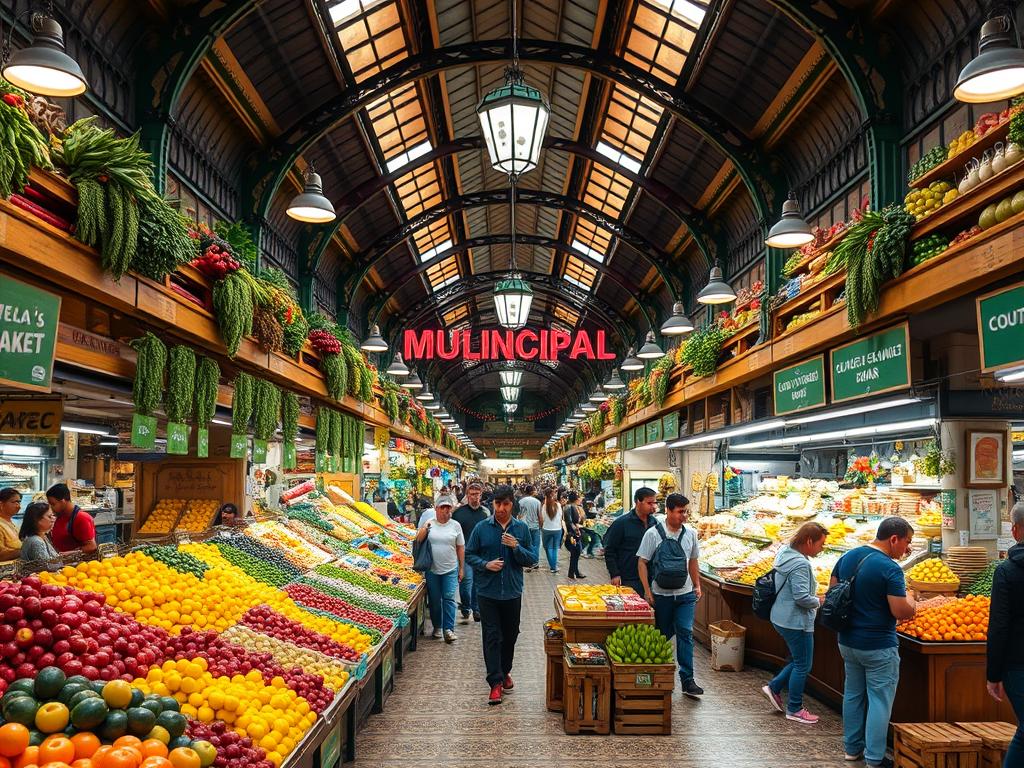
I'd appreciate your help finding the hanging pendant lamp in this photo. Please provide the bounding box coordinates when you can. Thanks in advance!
[620,348,644,372]
[954,16,1024,102]
[499,369,523,387]
[604,371,626,390]
[500,385,521,402]
[286,164,335,223]
[637,331,665,360]
[386,353,409,376]
[360,324,388,353]
[405,371,423,390]
[1,9,87,97]
[660,302,694,336]
[697,264,737,305]
[765,194,814,249]
[589,386,607,402]
[415,385,434,402]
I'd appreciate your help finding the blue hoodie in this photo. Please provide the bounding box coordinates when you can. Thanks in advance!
[770,545,820,632]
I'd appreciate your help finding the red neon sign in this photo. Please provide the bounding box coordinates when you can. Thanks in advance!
[403,328,617,362]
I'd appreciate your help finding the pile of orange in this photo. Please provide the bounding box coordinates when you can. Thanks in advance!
[897,594,990,642]
[0,725,207,768]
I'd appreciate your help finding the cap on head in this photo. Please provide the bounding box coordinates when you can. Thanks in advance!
[435,494,457,509]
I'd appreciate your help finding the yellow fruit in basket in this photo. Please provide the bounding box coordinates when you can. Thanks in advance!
[178,500,220,532]
[907,558,959,584]
[139,499,186,534]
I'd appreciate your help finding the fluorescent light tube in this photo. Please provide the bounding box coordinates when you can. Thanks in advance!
[669,419,784,448]
[784,397,921,426]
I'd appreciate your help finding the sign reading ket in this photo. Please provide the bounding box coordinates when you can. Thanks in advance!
[403,328,617,362]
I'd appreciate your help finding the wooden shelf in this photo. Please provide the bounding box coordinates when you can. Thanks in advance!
[909,119,1011,190]
[912,157,1024,239]
[27,167,77,207]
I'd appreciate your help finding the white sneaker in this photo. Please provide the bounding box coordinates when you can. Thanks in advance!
[444,630,457,643]
[431,628,441,639]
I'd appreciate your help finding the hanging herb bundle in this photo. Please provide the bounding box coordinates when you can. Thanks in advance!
[328,409,342,458]
[341,343,363,398]
[253,305,284,352]
[843,204,914,328]
[650,354,674,406]
[609,395,626,426]
[164,346,196,423]
[232,372,254,435]
[681,322,728,377]
[358,360,374,402]
[0,81,51,199]
[321,352,348,401]
[194,356,220,427]
[316,406,330,455]
[281,392,300,444]
[129,332,167,416]
[213,220,259,272]
[378,380,400,422]
[279,301,309,358]
[213,270,254,356]
[134,199,194,280]
[252,379,281,441]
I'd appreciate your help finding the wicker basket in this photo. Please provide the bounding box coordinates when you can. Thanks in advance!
[907,577,960,594]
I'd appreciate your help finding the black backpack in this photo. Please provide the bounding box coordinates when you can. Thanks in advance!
[752,568,789,620]
[67,506,92,543]
[820,549,881,632]
[650,523,689,590]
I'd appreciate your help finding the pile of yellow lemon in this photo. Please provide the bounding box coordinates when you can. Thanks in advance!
[558,584,635,612]
[733,556,774,585]
[917,508,942,527]
[907,557,960,585]
[135,657,317,767]
[138,499,186,535]
[178,499,220,532]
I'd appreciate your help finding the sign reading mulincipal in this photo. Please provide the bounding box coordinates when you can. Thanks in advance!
[0,274,61,392]
[403,328,617,362]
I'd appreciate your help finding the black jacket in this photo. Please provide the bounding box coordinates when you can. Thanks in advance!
[453,504,489,544]
[987,542,1024,682]
[603,509,655,586]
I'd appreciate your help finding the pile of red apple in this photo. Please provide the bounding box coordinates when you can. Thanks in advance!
[240,605,361,663]
[187,720,273,768]
[285,583,394,633]
[0,577,169,692]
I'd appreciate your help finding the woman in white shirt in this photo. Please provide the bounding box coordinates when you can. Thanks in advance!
[540,488,563,573]
[415,494,464,643]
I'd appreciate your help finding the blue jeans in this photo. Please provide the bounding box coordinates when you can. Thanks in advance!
[426,568,458,632]
[1004,667,1024,768]
[528,529,541,565]
[458,563,478,614]
[839,644,900,764]
[769,625,814,714]
[542,529,562,570]
[654,591,697,682]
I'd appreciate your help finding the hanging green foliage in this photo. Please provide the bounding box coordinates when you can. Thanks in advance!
[316,406,330,455]
[321,352,347,400]
[0,81,51,199]
[609,395,626,426]
[232,372,254,435]
[213,270,254,356]
[841,204,914,328]
[129,332,167,416]
[281,309,309,358]
[281,392,300,444]
[164,346,196,423]
[341,343,362,398]
[214,221,259,272]
[650,354,674,406]
[194,356,220,427]
[134,198,194,280]
[328,409,342,457]
[681,323,728,377]
[252,378,281,441]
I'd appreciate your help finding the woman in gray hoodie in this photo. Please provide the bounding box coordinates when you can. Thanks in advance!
[761,522,828,724]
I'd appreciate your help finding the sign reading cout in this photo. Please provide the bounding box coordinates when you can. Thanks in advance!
[403,328,617,362]
[977,281,1024,372]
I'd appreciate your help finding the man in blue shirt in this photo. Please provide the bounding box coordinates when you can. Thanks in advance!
[604,487,658,595]
[465,484,537,705]
[829,517,917,768]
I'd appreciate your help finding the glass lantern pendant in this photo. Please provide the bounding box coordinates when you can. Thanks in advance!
[477,68,550,177]
[493,276,533,330]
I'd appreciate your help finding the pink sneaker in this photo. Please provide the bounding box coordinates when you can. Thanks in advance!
[785,708,819,724]
[761,685,783,713]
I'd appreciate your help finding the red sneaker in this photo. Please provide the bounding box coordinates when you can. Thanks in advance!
[489,683,503,705]
[502,675,514,691]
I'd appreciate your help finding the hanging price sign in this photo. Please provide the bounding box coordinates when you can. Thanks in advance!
[166,422,189,455]
[252,439,268,464]
[283,442,297,469]
[229,434,248,459]
[131,414,156,449]
[196,428,209,458]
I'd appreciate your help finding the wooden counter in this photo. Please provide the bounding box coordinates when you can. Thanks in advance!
[693,574,1017,725]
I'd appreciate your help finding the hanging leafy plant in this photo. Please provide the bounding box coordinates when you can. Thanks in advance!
[194,356,220,427]
[0,81,51,199]
[129,332,167,416]
[252,378,281,441]
[281,391,300,444]
[650,354,674,406]
[252,305,284,352]
[213,270,254,356]
[164,346,196,423]
[134,199,194,279]
[842,204,914,328]
[232,372,254,435]
[609,395,626,426]
[316,406,330,455]
[280,304,309,358]
[341,343,363,398]
[681,322,728,377]
[321,352,347,401]
[214,221,259,272]
[328,409,342,458]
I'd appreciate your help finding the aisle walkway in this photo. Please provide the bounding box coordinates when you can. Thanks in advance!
[357,556,852,767]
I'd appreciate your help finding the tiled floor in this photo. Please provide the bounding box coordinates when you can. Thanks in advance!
[356,556,854,767]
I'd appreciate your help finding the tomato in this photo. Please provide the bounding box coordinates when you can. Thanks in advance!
[167,748,200,768]
[70,733,100,760]
[0,724,30,757]
[0,756,10,768]
[38,735,75,764]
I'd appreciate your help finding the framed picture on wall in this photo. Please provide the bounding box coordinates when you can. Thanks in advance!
[964,429,1007,488]
[967,489,999,540]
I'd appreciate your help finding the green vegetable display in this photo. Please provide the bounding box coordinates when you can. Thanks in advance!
[342,344,363,398]
[281,391,300,443]
[0,81,51,198]
[213,271,254,357]
[194,356,220,427]
[321,351,347,400]
[143,546,209,579]
[134,199,193,280]
[681,322,727,377]
[316,406,330,455]
[232,372,254,435]
[129,332,167,416]
[610,395,626,426]
[605,623,674,665]
[841,204,914,328]
[251,378,281,441]
[907,145,948,183]
[912,234,949,265]
[164,346,196,423]
[214,220,259,272]
[328,409,342,458]
[966,561,998,596]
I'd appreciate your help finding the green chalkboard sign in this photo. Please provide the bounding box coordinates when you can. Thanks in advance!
[662,411,680,441]
[633,425,646,448]
[623,428,635,450]
[773,355,826,415]
[0,275,60,392]
[196,428,209,458]
[646,419,662,443]
[830,324,911,404]
[977,280,1024,372]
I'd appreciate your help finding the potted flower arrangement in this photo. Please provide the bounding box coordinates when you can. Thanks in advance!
[844,454,884,488]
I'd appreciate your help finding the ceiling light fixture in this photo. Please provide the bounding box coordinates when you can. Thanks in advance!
[732,418,937,451]
[1,4,88,97]
[604,371,626,390]
[404,371,423,390]
[581,401,598,413]
[784,396,922,426]
[765,193,814,249]
[286,163,336,223]
[620,348,644,372]
[995,365,1024,383]
[696,264,737,304]
[500,385,520,402]
[637,331,665,360]
[385,352,409,376]
[415,385,434,402]
[668,419,786,449]
[499,369,523,387]
[360,324,388,353]
[660,302,694,336]
[954,15,1024,102]
[503,403,518,414]
[589,386,606,402]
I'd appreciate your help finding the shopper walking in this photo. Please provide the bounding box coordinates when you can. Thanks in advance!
[517,485,542,572]
[540,488,563,573]
[415,495,464,643]
[604,487,658,595]
[465,484,537,705]
[581,499,598,558]
[636,493,702,697]
[0,488,23,562]
[453,481,489,622]
[762,522,828,724]
[563,491,585,580]
[19,502,60,567]
[986,501,1024,767]
[830,517,917,768]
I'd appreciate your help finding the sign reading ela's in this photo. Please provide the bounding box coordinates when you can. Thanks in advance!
[0,275,60,392]
[830,324,911,403]
[773,356,826,415]
[977,281,1024,372]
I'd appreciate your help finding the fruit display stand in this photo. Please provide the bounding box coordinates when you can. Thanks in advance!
[553,586,654,644]
[134,458,244,538]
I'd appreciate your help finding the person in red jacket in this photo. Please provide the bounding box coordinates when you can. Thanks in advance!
[45,483,96,554]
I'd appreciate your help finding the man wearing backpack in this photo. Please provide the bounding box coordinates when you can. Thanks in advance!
[828,517,917,768]
[45,483,97,555]
[637,493,702,698]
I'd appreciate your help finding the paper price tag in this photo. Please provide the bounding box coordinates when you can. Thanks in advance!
[131,414,156,448]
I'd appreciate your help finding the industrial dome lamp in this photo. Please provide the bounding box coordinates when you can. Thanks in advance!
[1,4,87,97]
[286,163,336,223]
[697,263,737,305]
[620,348,644,372]
[660,302,694,336]
[360,324,388,353]
[386,352,409,376]
[954,15,1024,102]
[765,193,814,249]
[637,331,665,360]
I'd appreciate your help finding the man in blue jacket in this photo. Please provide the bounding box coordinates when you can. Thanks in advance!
[465,484,538,705]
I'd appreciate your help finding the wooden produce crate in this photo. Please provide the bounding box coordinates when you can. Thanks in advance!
[562,656,611,735]
[892,722,982,768]
[544,636,564,713]
[611,662,675,735]
[955,722,1018,768]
